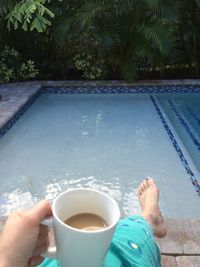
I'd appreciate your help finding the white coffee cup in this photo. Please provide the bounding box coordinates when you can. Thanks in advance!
[42,188,120,267]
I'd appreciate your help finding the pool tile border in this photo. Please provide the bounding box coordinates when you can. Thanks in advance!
[43,85,200,94]
[150,96,200,196]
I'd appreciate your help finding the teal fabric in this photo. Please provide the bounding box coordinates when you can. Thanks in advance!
[39,216,162,267]
[39,259,58,267]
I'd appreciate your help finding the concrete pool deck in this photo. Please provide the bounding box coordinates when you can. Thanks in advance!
[157,219,200,266]
[0,80,200,266]
[0,81,41,131]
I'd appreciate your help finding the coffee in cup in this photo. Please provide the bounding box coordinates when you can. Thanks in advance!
[64,212,108,231]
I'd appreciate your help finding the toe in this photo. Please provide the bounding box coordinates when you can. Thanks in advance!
[138,183,144,194]
[137,185,142,196]
[137,189,140,197]
[139,181,146,193]
[146,177,155,185]
[138,178,153,196]
[138,187,143,196]
[142,179,149,189]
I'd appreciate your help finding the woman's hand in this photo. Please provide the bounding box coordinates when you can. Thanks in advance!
[0,200,52,267]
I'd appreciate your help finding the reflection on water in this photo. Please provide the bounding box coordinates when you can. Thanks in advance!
[0,176,141,217]
[0,190,35,216]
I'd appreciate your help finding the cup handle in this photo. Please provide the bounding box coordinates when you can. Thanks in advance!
[40,217,57,259]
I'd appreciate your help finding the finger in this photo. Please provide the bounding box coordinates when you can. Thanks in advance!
[25,200,52,226]
[28,255,45,266]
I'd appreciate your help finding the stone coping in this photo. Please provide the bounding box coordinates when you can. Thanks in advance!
[162,255,200,267]
[156,219,200,256]
[0,81,41,89]
[1,79,200,89]
[41,79,200,87]
[158,218,200,266]
[0,82,41,130]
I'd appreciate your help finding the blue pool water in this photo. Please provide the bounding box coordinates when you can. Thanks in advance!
[0,93,199,218]
[158,93,200,174]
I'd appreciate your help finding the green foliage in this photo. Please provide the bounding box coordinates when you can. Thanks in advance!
[5,0,54,32]
[72,33,107,80]
[0,45,20,62]
[74,53,105,80]
[0,0,200,80]
[0,46,39,83]
[59,0,178,80]
[175,0,200,75]
[0,62,14,83]
[18,60,39,79]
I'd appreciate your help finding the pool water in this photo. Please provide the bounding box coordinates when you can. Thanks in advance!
[0,93,199,218]
[158,93,200,173]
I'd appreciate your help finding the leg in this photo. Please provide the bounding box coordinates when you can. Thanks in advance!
[138,177,167,238]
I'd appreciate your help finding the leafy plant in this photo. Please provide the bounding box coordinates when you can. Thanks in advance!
[0,62,14,83]
[71,33,107,80]
[0,0,200,80]
[175,0,200,76]
[55,0,179,80]
[5,0,54,32]
[0,45,39,83]
[18,60,39,79]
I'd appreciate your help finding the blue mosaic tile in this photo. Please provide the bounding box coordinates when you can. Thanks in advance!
[43,85,200,94]
[150,95,200,196]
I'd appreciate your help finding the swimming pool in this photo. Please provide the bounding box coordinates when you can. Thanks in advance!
[158,93,200,174]
[0,84,200,219]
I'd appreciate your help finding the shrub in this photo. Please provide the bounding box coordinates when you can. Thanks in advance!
[74,53,105,80]
[18,60,39,80]
[0,45,39,84]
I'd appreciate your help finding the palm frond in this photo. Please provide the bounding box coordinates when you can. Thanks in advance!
[139,23,174,55]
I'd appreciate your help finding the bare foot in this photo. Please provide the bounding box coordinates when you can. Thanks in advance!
[138,177,167,238]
